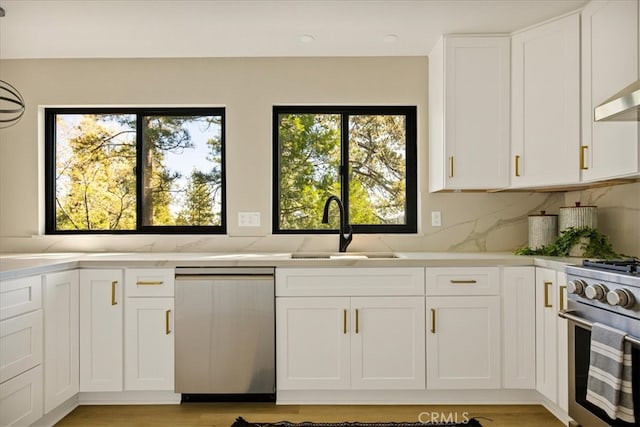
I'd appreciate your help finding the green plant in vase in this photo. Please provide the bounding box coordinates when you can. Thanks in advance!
[514,226,629,259]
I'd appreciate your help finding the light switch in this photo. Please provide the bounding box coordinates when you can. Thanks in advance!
[238,212,261,227]
[431,211,442,227]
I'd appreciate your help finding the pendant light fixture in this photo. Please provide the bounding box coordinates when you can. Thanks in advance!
[0,80,26,128]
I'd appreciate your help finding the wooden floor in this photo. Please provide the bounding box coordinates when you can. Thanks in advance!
[55,403,564,427]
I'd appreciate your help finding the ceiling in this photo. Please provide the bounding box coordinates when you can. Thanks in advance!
[0,0,589,59]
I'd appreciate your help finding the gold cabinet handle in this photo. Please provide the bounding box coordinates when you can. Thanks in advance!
[343,309,348,334]
[355,309,359,334]
[580,146,589,170]
[165,309,171,335]
[450,279,477,284]
[430,308,436,333]
[515,155,521,177]
[136,281,164,286]
[559,286,567,311]
[449,156,454,178]
[111,281,118,305]
[544,281,553,308]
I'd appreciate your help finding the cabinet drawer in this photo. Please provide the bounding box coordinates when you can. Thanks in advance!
[0,310,43,383]
[276,268,425,296]
[0,365,43,427]
[125,269,174,297]
[426,267,499,295]
[0,276,42,321]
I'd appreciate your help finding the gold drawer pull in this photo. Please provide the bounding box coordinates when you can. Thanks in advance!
[430,309,436,334]
[343,309,348,334]
[544,281,553,308]
[559,286,567,311]
[136,281,164,286]
[515,155,521,177]
[450,279,477,284]
[449,156,454,178]
[165,309,171,335]
[111,281,118,305]
[580,146,588,170]
[355,309,360,334]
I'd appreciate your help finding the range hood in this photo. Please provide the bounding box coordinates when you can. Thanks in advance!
[594,80,640,121]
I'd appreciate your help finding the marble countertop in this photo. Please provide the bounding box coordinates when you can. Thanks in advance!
[0,251,583,280]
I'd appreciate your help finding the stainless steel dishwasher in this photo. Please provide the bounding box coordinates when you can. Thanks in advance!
[174,267,275,401]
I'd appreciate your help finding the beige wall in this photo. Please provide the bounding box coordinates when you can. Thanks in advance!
[0,57,634,256]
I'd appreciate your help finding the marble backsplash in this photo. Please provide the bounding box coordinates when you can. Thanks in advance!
[0,191,568,255]
[1,183,636,257]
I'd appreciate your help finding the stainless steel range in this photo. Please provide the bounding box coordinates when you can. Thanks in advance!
[561,260,640,427]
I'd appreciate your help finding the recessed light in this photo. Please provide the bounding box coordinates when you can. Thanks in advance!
[383,34,399,43]
[299,34,315,44]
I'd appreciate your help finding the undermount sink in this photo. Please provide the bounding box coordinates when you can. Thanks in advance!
[290,252,399,259]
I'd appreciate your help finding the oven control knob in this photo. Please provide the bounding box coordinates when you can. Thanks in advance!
[585,283,608,301]
[567,279,586,296]
[606,289,635,308]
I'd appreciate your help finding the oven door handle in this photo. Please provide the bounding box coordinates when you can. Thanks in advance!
[559,309,640,347]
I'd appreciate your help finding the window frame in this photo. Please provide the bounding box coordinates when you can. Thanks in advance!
[44,107,227,235]
[272,105,418,235]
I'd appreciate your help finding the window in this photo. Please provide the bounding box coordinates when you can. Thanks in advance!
[273,106,417,234]
[45,108,225,234]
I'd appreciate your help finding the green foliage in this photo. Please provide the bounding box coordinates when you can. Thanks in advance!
[514,227,625,259]
[54,113,222,231]
[277,113,407,229]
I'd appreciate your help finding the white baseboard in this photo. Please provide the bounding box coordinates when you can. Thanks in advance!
[32,395,79,427]
[79,391,181,405]
[276,389,543,405]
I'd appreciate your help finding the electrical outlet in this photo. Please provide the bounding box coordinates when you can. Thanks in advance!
[238,212,261,227]
[431,211,442,227]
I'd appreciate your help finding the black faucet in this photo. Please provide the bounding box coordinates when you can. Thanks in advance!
[322,195,353,253]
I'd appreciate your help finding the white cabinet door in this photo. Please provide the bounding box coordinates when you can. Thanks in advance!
[429,36,510,191]
[350,297,425,390]
[0,365,43,427]
[501,267,536,389]
[535,267,558,402]
[276,297,350,390]
[511,13,581,188]
[581,0,639,181]
[124,298,174,391]
[79,269,123,392]
[426,296,501,389]
[43,270,79,413]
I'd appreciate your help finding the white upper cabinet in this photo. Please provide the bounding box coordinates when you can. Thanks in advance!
[429,36,511,191]
[581,0,639,181]
[511,12,581,188]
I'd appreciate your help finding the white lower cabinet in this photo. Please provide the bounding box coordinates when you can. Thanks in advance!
[124,298,174,390]
[535,267,569,412]
[277,296,425,391]
[0,365,43,427]
[124,268,175,391]
[0,275,44,427]
[501,267,536,389]
[276,268,426,392]
[426,296,501,389]
[43,270,79,413]
[79,268,176,394]
[425,267,502,390]
[79,269,124,392]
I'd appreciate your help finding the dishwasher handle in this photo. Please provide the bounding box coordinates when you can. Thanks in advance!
[175,267,274,277]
